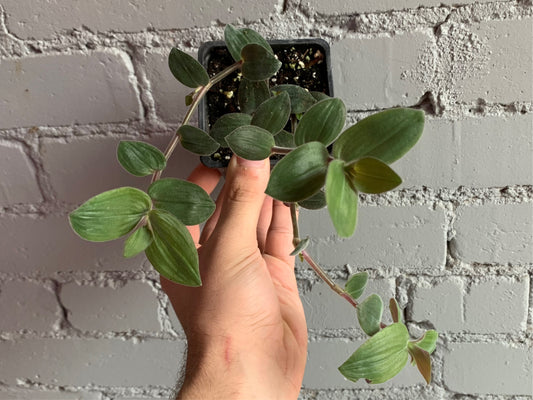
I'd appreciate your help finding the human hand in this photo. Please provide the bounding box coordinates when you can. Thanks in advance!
[161,156,308,400]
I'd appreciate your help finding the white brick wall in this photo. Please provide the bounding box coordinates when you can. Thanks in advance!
[0,0,531,399]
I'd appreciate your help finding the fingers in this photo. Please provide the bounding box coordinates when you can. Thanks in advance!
[210,156,270,250]
[257,196,273,252]
[264,200,295,265]
[199,184,226,245]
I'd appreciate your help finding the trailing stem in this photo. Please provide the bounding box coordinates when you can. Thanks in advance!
[290,204,358,309]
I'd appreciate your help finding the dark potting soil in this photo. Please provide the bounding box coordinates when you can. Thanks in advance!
[200,42,332,166]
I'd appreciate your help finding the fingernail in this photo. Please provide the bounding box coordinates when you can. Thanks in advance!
[236,156,265,168]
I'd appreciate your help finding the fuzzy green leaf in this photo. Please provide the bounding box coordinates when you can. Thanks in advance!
[357,294,384,336]
[389,298,402,323]
[226,125,275,160]
[345,272,368,300]
[69,187,151,242]
[345,157,402,194]
[117,141,166,177]
[325,159,358,238]
[251,92,291,135]
[238,79,271,114]
[290,237,310,256]
[412,330,438,355]
[339,323,410,384]
[271,84,316,114]
[178,125,220,156]
[145,209,200,286]
[210,113,252,147]
[148,178,215,226]
[310,91,330,101]
[297,190,326,210]
[266,142,329,202]
[294,98,346,147]
[333,108,425,164]
[274,130,295,148]
[224,24,273,62]
[123,226,153,258]
[241,44,282,81]
[408,343,432,384]
[168,48,209,88]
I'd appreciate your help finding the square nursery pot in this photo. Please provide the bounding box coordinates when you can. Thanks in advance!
[198,38,334,168]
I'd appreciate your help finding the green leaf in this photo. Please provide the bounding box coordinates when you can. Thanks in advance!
[333,108,425,164]
[297,190,326,210]
[339,323,410,384]
[290,237,310,256]
[185,94,194,106]
[325,159,358,238]
[274,130,295,148]
[389,298,402,323]
[241,44,282,81]
[345,272,368,300]
[408,343,432,384]
[210,113,252,147]
[412,330,438,355]
[357,294,384,336]
[224,24,273,62]
[69,187,151,242]
[178,125,220,156]
[251,92,291,135]
[345,157,402,194]
[168,48,209,88]
[266,142,329,202]
[226,125,275,160]
[123,226,152,258]
[117,141,166,177]
[146,209,200,286]
[271,84,316,114]
[294,98,346,147]
[238,79,271,114]
[148,178,215,226]
[310,91,330,101]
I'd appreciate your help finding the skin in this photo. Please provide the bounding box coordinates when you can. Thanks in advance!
[161,156,308,400]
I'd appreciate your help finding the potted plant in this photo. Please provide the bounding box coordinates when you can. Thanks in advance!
[69,24,437,385]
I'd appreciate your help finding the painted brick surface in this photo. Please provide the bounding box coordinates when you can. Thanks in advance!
[454,203,533,264]
[0,392,101,400]
[300,206,446,270]
[0,338,185,387]
[304,340,425,389]
[0,281,58,331]
[0,214,145,274]
[0,52,139,129]
[0,141,42,206]
[3,0,277,39]
[61,281,160,332]
[332,31,432,110]
[443,343,533,395]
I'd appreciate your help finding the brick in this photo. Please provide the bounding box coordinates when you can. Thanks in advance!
[61,281,160,332]
[307,0,498,14]
[41,135,198,205]
[0,281,58,331]
[411,278,464,332]
[0,338,185,387]
[0,52,139,129]
[332,31,432,110]
[302,278,395,330]
[0,214,145,273]
[446,18,532,103]
[0,391,100,400]
[299,206,446,270]
[144,51,197,124]
[454,203,533,264]
[304,340,424,389]
[443,343,533,395]
[464,277,529,333]
[0,141,42,206]
[394,114,533,189]
[3,0,277,39]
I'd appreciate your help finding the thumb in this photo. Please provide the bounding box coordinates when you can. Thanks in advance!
[213,156,270,248]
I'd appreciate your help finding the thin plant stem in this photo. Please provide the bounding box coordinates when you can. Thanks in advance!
[271,146,293,156]
[151,60,243,183]
[290,203,300,247]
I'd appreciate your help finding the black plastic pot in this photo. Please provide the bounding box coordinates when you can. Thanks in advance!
[198,39,334,168]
